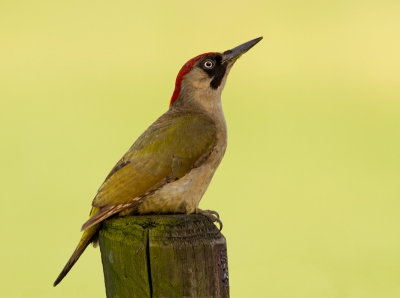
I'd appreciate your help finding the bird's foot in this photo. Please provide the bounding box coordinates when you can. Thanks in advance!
[196,209,223,231]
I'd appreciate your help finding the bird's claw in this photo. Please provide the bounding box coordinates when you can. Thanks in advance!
[204,209,220,219]
[196,209,223,231]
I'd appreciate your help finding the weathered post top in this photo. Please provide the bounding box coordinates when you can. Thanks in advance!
[99,214,229,298]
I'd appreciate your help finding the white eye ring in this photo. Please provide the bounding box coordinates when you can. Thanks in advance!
[203,60,214,69]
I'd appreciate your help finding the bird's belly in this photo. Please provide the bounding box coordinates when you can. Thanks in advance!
[138,150,225,215]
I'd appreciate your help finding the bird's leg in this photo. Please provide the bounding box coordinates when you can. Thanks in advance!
[196,208,223,231]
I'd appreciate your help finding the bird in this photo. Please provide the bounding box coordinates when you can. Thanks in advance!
[53,36,262,286]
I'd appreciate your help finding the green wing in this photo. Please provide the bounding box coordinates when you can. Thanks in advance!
[92,111,217,208]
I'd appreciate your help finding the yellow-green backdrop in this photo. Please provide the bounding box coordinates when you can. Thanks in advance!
[1,1,399,297]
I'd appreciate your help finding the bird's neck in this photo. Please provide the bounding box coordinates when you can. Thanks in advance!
[173,89,226,127]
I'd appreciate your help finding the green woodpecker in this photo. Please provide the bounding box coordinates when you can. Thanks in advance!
[54,37,262,286]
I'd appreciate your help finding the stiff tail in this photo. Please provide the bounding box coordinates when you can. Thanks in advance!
[53,208,100,286]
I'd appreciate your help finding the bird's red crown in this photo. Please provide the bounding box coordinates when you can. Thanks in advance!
[169,52,213,106]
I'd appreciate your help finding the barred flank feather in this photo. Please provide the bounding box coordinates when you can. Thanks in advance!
[80,203,131,231]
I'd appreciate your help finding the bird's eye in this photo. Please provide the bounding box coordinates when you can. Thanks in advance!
[203,60,215,69]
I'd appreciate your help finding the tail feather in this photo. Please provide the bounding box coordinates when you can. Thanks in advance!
[53,208,101,286]
[54,200,143,286]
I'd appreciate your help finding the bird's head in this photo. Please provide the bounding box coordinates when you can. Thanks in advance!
[169,37,263,109]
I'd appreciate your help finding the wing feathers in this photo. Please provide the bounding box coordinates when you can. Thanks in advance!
[83,112,217,231]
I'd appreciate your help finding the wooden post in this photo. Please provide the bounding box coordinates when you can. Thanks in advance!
[99,214,229,298]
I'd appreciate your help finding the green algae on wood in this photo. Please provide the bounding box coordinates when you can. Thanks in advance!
[99,214,229,298]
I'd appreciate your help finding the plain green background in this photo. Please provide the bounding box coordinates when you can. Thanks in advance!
[1,0,399,297]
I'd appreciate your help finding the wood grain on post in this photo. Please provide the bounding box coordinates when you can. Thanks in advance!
[99,214,229,298]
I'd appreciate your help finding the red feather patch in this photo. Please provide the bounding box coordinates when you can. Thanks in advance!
[170,52,213,106]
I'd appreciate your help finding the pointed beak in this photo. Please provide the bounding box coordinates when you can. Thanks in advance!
[221,37,263,64]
